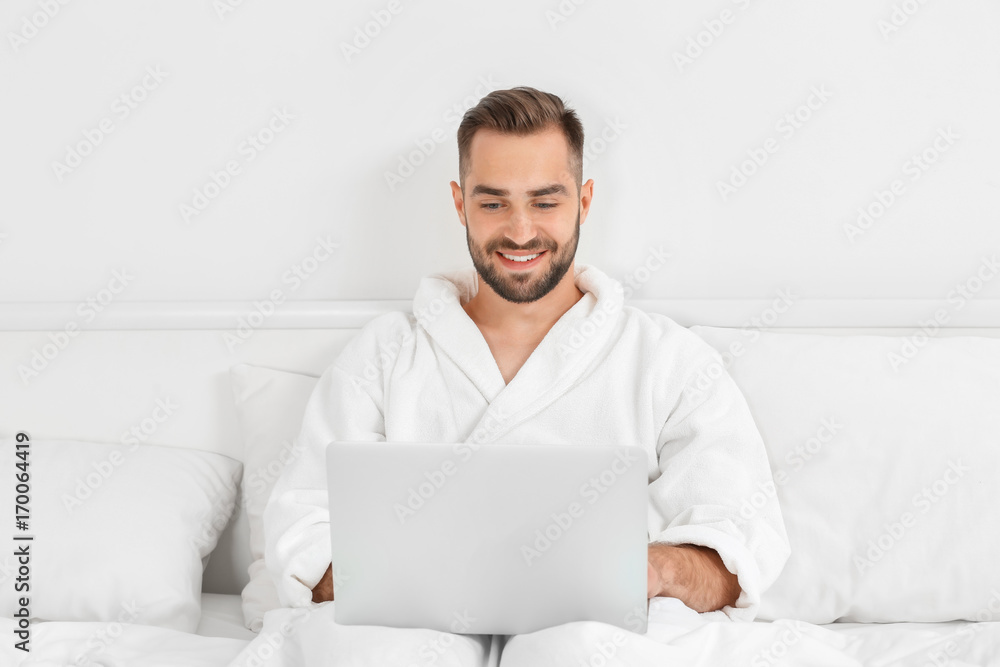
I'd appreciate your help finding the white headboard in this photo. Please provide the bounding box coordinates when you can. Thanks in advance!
[3,300,999,594]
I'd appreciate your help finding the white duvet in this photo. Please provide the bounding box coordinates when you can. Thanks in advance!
[0,617,247,667]
[229,601,1000,667]
[8,603,997,666]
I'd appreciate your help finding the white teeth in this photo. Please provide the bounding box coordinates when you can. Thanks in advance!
[501,252,541,262]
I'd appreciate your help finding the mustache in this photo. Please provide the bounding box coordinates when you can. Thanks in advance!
[486,239,555,253]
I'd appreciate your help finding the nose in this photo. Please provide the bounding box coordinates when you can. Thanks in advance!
[504,208,537,246]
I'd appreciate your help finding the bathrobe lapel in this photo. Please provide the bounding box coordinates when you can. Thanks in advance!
[414,264,624,444]
[412,267,508,404]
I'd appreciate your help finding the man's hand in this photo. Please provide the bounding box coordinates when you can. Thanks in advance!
[311,563,334,603]
[646,543,741,613]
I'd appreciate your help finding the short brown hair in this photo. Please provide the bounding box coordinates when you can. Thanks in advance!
[457,86,585,191]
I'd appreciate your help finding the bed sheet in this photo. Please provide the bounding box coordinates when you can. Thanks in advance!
[0,594,253,666]
[3,597,998,666]
[817,619,1000,666]
[197,594,257,641]
[226,598,1000,666]
[497,601,1000,666]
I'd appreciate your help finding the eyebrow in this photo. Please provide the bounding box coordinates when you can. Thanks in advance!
[470,183,569,198]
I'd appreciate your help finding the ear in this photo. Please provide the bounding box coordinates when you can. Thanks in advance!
[579,178,595,226]
[450,181,467,227]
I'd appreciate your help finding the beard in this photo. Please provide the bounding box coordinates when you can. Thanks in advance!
[466,206,581,304]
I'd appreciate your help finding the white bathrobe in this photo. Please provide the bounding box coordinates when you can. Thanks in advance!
[263,263,790,623]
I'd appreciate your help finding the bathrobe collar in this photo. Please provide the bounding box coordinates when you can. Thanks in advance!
[412,263,624,443]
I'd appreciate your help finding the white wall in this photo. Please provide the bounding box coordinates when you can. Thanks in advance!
[2,0,999,309]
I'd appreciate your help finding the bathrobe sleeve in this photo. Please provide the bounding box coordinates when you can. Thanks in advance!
[647,331,791,622]
[262,314,406,608]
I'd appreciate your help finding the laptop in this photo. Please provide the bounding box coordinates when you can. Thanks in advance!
[325,441,649,635]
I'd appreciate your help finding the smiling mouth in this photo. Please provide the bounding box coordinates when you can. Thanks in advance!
[498,251,544,262]
[494,250,548,270]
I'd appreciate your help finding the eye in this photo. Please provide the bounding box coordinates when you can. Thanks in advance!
[535,202,557,209]
[480,202,502,211]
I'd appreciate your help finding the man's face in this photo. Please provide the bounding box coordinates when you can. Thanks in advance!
[451,127,593,304]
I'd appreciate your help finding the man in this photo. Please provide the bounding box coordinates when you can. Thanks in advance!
[264,87,789,629]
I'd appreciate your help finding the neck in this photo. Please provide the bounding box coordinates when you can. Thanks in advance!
[463,263,586,335]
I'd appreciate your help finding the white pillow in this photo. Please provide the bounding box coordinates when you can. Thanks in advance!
[0,438,241,632]
[229,363,319,631]
[690,326,1000,623]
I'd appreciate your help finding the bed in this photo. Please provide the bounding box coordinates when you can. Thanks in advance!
[2,302,999,666]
